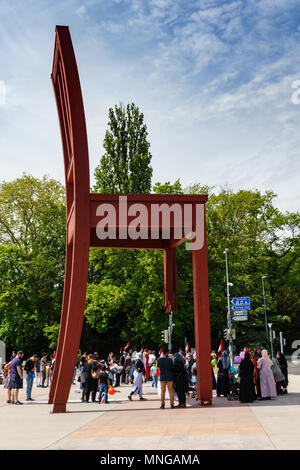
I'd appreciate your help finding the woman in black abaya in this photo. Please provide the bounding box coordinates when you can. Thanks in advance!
[216,351,230,397]
[238,352,256,403]
[276,351,288,393]
[173,353,189,408]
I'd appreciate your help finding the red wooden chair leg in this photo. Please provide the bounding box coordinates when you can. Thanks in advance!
[48,244,73,404]
[192,234,212,406]
[52,239,89,413]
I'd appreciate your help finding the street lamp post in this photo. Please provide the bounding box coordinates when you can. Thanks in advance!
[224,248,234,366]
[262,276,268,340]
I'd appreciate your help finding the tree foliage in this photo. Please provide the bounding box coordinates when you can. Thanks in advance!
[0,175,66,356]
[93,103,153,194]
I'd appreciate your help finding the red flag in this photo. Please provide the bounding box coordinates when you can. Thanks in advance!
[218,340,223,356]
[125,342,130,349]
[51,351,56,365]
[185,343,189,352]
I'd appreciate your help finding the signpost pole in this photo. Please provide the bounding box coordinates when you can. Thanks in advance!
[224,249,233,366]
[268,323,274,358]
[280,331,284,354]
[262,276,268,340]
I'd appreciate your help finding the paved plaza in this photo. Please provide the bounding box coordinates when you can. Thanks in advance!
[0,373,300,450]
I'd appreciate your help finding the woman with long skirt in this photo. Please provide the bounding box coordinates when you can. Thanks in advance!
[217,350,230,397]
[276,351,288,394]
[128,352,146,401]
[238,352,256,403]
[173,353,189,408]
[257,349,277,400]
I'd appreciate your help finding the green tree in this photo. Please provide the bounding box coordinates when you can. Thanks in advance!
[0,175,66,356]
[93,103,153,194]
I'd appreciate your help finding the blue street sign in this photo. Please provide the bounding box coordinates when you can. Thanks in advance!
[231,297,250,310]
[232,305,250,311]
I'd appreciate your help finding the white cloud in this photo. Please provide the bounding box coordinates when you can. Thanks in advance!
[75,5,86,18]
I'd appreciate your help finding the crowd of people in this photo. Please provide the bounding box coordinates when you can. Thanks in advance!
[0,345,289,407]
[215,346,289,403]
[78,347,190,408]
[2,351,56,404]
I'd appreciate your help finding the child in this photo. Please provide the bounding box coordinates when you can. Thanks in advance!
[150,361,158,388]
[98,366,110,404]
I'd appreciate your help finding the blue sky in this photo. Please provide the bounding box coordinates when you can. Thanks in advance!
[1,0,300,212]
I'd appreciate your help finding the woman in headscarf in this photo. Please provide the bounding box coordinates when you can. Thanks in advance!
[253,346,262,398]
[271,356,285,395]
[128,352,146,401]
[238,352,256,403]
[173,352,189,408]
[216,350,230,397]
[276,351,288,394]
[257,350,277,399]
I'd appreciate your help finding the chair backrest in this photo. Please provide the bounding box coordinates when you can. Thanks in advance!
[51,25,90,220]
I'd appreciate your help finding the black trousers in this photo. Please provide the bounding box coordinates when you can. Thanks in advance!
[175,381,186,405]
[85,378,98,402]
[115,373,121,387]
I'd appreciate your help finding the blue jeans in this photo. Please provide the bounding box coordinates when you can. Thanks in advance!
[26,374,34,399]
[152,375,158,387]
[98,384,108,403]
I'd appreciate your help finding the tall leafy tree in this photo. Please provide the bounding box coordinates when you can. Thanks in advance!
[0,175,66,356]
[93,102,153,194]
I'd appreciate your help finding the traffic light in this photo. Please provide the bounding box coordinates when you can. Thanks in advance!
[161,329,169,343]
[164,329,169,344]
[223,328,230,340]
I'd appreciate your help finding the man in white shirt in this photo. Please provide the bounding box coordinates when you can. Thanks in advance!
[148,351,156,368]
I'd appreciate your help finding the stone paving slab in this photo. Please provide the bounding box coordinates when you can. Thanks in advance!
[0,375,300,450]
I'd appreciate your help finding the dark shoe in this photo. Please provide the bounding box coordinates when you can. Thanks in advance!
[171,404,175,409]
[160,405,165,409]
[140,396,146,400]
[128,395,132,401]
[14,401,23,405]
[7,400,11,404]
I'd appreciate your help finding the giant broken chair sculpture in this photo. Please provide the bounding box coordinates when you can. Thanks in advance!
[48,26,212,413]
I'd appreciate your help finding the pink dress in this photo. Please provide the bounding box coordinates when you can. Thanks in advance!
[257,358,277,398]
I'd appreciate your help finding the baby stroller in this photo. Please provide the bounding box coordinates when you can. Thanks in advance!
[227,367,240,401]
[187,384,197,399]
[186,371,197,399]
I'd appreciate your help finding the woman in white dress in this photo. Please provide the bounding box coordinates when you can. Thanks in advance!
[128,352,146,401]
